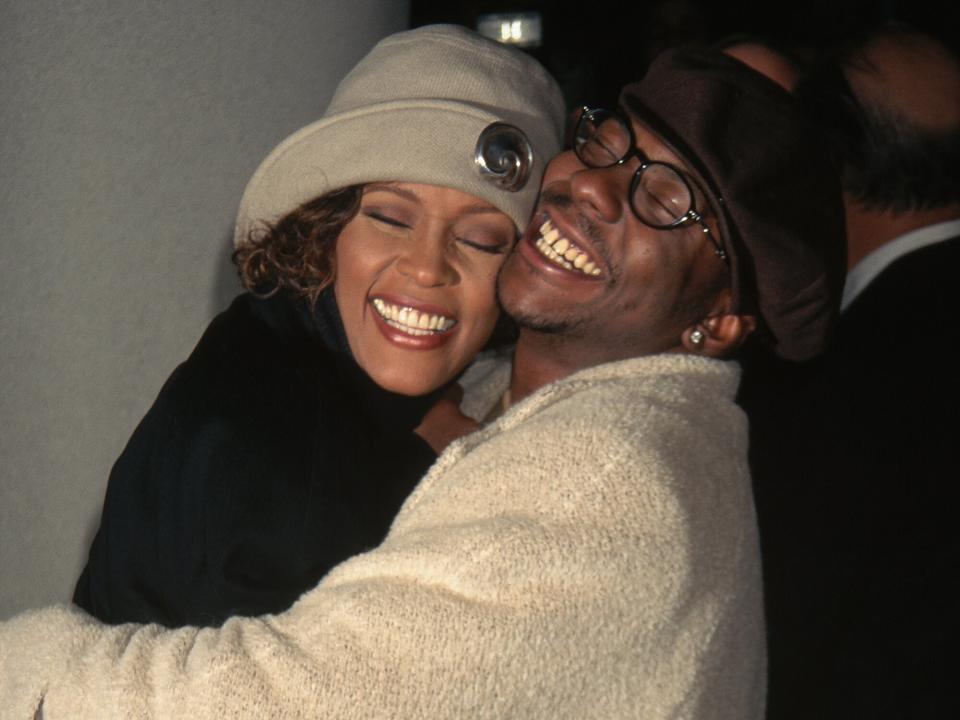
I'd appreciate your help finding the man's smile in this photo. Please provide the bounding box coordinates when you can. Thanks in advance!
[516,209,609,285]
[532,218,602,276]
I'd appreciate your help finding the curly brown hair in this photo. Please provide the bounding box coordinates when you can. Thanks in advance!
[232,185,363,305]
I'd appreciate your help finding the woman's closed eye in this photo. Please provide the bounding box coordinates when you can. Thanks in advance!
[457,235,511,255]
[363,209,412,230]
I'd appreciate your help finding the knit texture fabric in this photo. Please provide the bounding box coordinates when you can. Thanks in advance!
[0,353,765,719]
[234,24,565,242]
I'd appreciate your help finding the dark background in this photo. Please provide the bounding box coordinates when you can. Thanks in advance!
[411,0,960,110]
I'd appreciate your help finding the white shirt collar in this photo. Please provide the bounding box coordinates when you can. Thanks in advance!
[841,218,960,312]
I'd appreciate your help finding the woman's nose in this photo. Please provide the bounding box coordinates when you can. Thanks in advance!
[395,233,459,287]
[569,166,626,224]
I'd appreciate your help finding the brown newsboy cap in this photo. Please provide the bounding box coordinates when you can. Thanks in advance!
[620,46,846,361]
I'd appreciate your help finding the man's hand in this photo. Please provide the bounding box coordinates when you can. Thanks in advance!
[414,385,480,455]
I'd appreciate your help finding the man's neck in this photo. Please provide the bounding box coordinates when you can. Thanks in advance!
[845,199,960,269]
[507,333,573,407]
[507,328,645,407]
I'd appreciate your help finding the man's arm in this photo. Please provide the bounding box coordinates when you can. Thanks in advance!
[2,369,764,719]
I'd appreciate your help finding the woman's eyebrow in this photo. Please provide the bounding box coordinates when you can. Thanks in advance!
[364,183,419,202]
[459,205,502,216]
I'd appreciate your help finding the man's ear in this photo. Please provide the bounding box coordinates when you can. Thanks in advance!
[681,288,758,358]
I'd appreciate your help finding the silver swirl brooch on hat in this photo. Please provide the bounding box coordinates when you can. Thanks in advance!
[474,122,533,192]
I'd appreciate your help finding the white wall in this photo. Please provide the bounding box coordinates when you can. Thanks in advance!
[0,0,409,620]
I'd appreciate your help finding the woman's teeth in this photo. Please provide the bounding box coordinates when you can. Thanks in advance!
[371,298,456,336]
[534,220,601,276]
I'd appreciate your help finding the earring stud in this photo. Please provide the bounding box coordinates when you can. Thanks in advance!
[690,328,705,347]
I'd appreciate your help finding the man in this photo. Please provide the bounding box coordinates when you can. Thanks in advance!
[744,25,960,718]
[0,47,844,719]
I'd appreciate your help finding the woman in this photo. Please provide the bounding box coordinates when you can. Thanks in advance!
[71,24,564,628]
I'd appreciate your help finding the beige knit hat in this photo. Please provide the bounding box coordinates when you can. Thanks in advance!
[234,24,565,245]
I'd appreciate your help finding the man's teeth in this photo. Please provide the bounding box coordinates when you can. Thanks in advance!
[535,220,601,276]
[371,298,455,336]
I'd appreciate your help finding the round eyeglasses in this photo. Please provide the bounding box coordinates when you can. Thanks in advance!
[572,107,728,263]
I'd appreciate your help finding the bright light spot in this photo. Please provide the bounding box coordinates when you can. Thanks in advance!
[479,13,543,48]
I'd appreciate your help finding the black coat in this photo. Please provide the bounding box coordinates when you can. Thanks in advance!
[73,290,439,628]
[740,235,960,718]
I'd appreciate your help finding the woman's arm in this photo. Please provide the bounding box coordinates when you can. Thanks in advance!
[413,384,480,454]
[73,294,437,628]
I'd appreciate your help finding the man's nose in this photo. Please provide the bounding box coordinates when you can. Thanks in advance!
[568,166,626,224]
[395,233,459,287]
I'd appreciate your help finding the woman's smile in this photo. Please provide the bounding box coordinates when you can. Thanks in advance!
[369,295,459,350]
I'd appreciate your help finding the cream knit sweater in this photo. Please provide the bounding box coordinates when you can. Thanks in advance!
[0,353,765,719]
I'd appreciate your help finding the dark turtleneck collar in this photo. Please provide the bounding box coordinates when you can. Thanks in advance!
[242,285,449,432]
[316,286,449,433]
[309,284,353,356]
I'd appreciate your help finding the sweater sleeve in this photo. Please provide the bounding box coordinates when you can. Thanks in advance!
[0,365,764,720]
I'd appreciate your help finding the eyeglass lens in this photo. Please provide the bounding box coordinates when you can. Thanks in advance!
[574,111,694,229]
[574,112,632,166]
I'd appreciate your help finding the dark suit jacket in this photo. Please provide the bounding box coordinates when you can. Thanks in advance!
[740,234,960,719]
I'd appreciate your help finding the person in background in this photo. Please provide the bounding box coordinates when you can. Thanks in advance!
[72,24,564,629]
[0,45,845,719]
[742,24,960,718]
